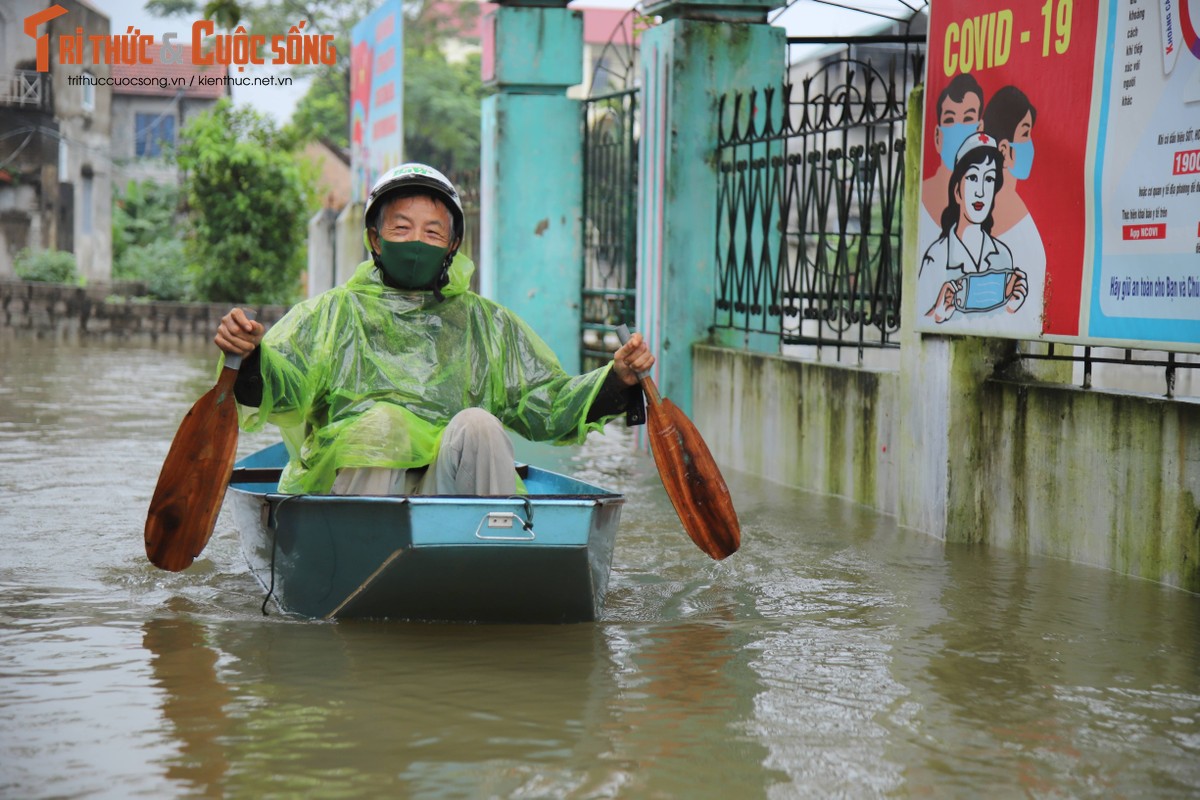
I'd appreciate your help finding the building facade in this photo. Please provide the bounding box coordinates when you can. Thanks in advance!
[0,0,113,282]
[109,42,227,189]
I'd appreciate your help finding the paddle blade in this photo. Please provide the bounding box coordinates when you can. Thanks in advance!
[645,397,741,560]
[144,370,241,572]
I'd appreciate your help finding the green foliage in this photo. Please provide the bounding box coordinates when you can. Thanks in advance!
[292,69,350,151]
[403,51,486,172]
[148,0,488,172]
[112,180,194,300]
[14,249,80,284]
[176,99,317,304]
[112,179,177,259]
[116,240,194,301]
[287,1,488,171]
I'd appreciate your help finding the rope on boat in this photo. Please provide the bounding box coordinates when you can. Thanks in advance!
[507,495,534,532]
[261,495,300,616]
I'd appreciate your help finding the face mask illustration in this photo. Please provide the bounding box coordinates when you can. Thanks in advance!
[940,123,978,170]
[1008,140,1035,180]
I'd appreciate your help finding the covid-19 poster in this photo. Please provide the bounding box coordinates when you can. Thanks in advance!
[916,0,1200,351]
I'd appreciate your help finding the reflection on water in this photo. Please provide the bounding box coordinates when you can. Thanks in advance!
[1,336,1199,798]
[143,607,233,798]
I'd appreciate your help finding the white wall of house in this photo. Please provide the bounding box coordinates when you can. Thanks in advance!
[110,95,222,189]
[0,0,114,282]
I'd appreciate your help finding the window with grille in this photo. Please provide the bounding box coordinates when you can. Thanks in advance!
[135,113,175,158]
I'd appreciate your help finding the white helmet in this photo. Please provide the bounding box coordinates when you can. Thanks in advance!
[364,163,464,243]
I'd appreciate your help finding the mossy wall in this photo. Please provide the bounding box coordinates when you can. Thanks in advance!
[693,343,1200,593]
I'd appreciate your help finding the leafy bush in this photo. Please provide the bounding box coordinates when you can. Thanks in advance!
[113,180,179,260]
[13,248,80,284]
[115,238,192,301]
[112,180,193,300]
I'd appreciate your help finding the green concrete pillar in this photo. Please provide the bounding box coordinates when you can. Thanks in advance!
[637,0,785,415]
[480,1,584,372]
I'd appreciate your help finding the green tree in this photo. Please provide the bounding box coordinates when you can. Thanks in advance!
[176,99,317,304]
[112,180,194,300]
[402,50,486,172]
[292,69,350,151]
[112,179,179,261]
[148,0,488,169]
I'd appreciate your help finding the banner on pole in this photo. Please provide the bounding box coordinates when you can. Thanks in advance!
[350,2,404,205]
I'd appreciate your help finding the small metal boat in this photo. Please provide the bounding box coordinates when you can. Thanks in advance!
[227,443,624,623]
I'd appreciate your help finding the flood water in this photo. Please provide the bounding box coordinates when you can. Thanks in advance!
[1,335,1199,799]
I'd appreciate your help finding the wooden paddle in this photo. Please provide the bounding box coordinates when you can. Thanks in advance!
[617,325,740,560]
[145,311,256,572]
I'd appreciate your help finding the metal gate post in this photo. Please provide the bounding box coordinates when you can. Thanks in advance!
[637,0,785,415]
[480,2,585,372]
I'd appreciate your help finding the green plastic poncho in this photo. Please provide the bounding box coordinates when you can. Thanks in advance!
[238,252,616,494]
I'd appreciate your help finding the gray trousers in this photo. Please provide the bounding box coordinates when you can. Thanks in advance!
[330,408,516,496]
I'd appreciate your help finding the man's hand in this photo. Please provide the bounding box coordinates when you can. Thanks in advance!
[611,331,656,387]
[215,307,264,356]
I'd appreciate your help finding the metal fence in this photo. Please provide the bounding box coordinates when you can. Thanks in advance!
[714,47,922,361]
[1013,342,1200,399]
[581,88,639,371]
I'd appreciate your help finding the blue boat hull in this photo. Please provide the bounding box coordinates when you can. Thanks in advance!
[227,443,623,623]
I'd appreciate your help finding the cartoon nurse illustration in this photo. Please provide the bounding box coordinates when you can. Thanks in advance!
[920,74,985,249]
[920,132,1028,324]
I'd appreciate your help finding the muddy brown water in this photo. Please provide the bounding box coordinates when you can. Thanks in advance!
[1,336,1198,798]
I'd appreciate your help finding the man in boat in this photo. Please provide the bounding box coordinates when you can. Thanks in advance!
[214,163,655,497]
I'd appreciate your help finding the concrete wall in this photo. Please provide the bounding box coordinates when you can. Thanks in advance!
[978,378,1200,590]
[694,345,900,515]
[51,0,114,284]
[0,280,287,340]
[110,96,218,188]
[693,343,1200,593]
[0,1,114,282]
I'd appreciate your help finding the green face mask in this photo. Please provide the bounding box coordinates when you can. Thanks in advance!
[375,239,449,290]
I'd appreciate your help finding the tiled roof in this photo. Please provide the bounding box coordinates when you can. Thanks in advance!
[111,44,227,99]
[432,2,636,45]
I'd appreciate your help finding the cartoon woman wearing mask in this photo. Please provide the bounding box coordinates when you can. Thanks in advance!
[920,132,1028,324]
[981,85,1046,331]
[920,74,985,251]
[982,85,1039,232]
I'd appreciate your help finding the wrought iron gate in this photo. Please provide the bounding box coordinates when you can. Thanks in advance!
[581,88,639,372]
[714,48,923,361]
